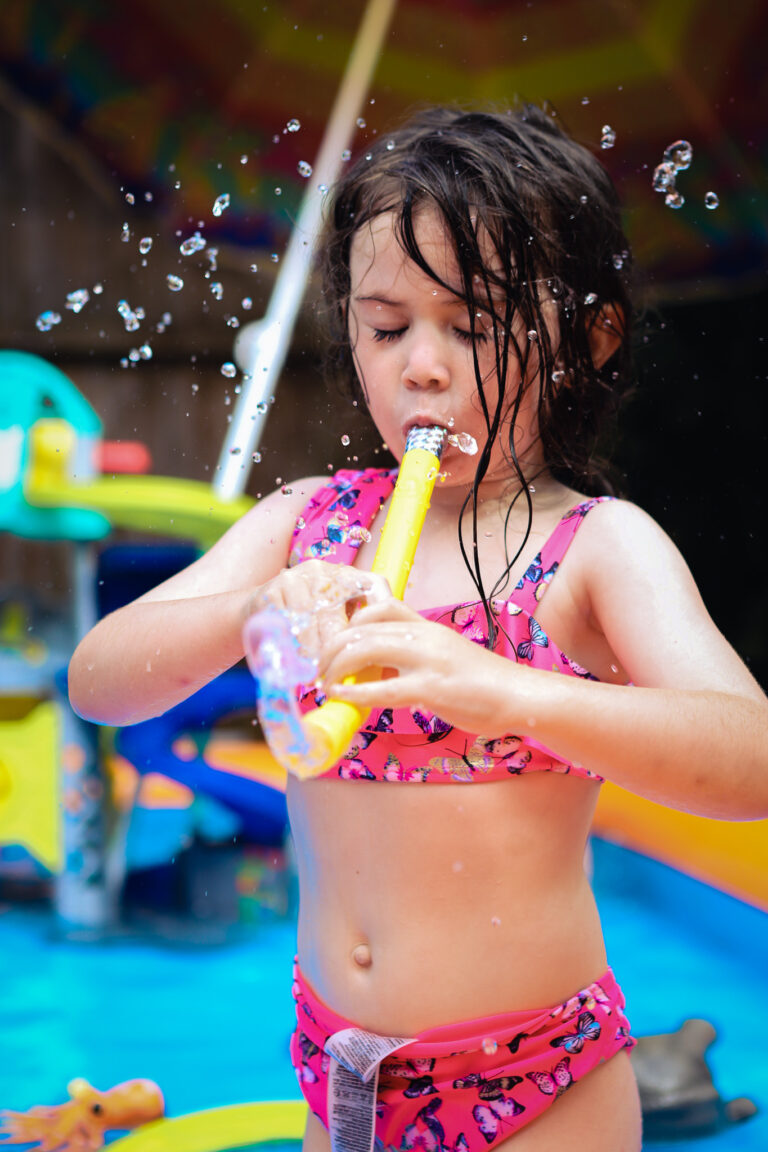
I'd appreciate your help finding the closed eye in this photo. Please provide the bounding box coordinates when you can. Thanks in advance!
[371,327,488,345]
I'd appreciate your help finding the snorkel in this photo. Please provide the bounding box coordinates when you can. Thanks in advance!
[243,424,447,779]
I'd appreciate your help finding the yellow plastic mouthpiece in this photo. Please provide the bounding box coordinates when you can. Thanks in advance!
[297,425,447,777]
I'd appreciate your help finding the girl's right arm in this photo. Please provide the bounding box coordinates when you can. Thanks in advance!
[69,479,327,726]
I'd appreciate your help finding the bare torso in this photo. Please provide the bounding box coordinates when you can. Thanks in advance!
[288,479,628,1034]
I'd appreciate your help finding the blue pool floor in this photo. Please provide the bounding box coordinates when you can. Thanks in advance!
[1,837,766,1150]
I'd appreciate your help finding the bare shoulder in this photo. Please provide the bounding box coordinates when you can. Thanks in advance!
[139,475,327,601]
[569,498,764,697]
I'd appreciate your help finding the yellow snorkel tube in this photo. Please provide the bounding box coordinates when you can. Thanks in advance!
[298,424,447,775]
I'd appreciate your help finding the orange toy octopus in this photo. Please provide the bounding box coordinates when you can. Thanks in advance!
[0,1078,164,1151]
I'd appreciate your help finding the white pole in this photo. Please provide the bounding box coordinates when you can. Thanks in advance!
[214,0,398,499]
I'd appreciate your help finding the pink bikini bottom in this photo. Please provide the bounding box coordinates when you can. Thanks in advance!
[290,961,635,1151]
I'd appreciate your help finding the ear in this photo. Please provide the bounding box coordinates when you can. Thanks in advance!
[587,303,624,369]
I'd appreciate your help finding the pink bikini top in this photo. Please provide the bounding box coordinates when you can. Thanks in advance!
[288,469,612,784]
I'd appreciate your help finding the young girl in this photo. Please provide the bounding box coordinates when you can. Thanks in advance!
[69,106,768,1152]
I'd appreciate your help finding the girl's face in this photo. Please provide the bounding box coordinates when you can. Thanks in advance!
[347,209,545,497]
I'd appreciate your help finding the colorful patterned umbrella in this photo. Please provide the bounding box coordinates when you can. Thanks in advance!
[1,0,766,292]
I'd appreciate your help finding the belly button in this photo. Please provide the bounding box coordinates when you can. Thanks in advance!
[352,943,372,968]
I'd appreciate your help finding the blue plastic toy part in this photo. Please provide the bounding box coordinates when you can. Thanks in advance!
[0,350,110,541]
[116,670,287,846]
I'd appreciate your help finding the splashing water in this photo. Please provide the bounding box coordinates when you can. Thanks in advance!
[180,232,206,256]
[212,193,230,217]
[652,162,676,193]
[665,190,685,209]
[66,289,90,314]
[35,310,61,332]
[600,125,616,150]
[663,140,693,172]
[210,282,224,300]
[117,300,141,332]
[446,432,478,455]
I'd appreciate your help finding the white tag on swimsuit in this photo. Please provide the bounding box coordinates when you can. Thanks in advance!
[325,1028,413,1152]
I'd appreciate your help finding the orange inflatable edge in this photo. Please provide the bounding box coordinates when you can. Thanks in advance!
[593,780,768,911]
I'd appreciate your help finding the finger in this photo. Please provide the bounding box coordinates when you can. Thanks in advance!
[347,598,421,626]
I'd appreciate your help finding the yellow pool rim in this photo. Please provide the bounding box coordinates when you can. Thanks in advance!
[110,1100,308,1152]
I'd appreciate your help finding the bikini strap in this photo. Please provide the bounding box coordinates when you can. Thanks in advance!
[288,468,396,567]
[511,496,614,615]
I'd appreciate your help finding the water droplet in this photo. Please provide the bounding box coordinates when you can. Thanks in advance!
[241,297,253,310]
[139,343,152,360]
[581,96,590,105]
[191,382,199,394]
[583,292,598,305]
[274,186,282,196]
[212,193,230,216]
[579,195,588,204]
[527,329,538,342]
[240,154,248,165]
[286,118,301,132]
[270,253,279,263]
[221,362,237,378]
[318,183,328,195]
[610,664,619,674]
[162,312,172,325]
[652,162,676,193]
[125,192,135,205]
[364,152,372,162]
[139,237,153,255]
[665,189,685,209]
[226,316,240,327]
[552,369,566,385]
[612,253,624,270]
[600,124,616,149]
[663,139,693,171]
[180,232,206,255]
[174,180,181,190]
[166,275,184,292]
[121,223,131,242]
[65,288,90,313]
[704,191,719,210]
[349,525,372,544]
[491,916,501,927]
[385,140,395,151]
[356,117,366,128]
[482,1038,498,1056]
[93,283,104,295]
[341,434,350,446]
[446,432,478,455]
[297,160,313,178]
[210,281,224,300]
[256,401,268,414]
[341,149,352,162]
[35,310,62,332]
[229,446,241,455]
[252,451,262,463]
[281,485,293,496]
[117,299,141,331]
[250,263,259,273]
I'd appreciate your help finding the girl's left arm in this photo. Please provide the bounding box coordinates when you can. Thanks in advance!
[322,501,768,820]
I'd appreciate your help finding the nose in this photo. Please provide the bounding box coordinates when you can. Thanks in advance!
[402,326,450,391]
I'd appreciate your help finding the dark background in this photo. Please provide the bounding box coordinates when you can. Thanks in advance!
[1,0,766,685]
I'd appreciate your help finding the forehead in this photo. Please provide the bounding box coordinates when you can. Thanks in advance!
[349,209,461,294]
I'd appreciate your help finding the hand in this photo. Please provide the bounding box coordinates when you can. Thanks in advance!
[319,599,522,736]
[246,560,392,664]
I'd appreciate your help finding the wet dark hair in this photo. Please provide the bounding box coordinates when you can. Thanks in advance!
[317,103,633,640]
